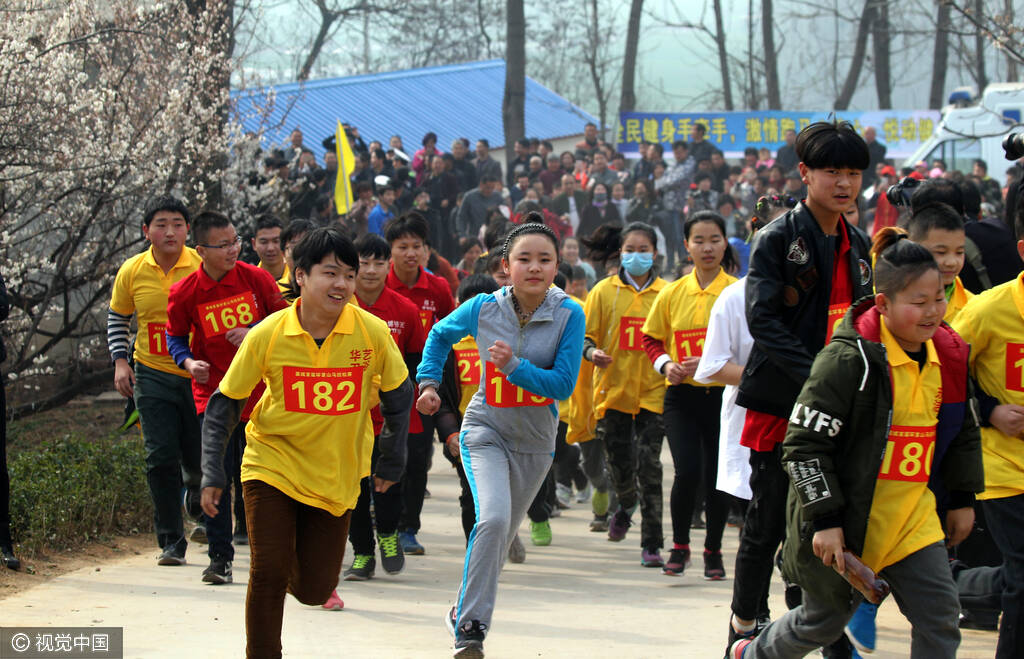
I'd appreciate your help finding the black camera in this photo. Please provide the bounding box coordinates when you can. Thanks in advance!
[885,176,921,207]
[1004,132,1024,161]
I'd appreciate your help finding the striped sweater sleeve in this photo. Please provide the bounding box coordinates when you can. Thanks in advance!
[107,308,132,362]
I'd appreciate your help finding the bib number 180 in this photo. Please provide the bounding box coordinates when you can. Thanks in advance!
[282,366,364,415]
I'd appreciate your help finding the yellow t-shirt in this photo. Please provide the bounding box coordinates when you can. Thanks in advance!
[219,300,408,515]
[257,260,292,298]
[952,273,1024,500]
[943,276,973,324]
[584,275,667,418]
[453,335,480,416]
[109,246,202,376]
[861,321,945,572]
[558,293,588,421]
[641,267,737,387]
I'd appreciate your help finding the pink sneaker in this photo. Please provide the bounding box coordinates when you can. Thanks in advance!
[321,589,344,611]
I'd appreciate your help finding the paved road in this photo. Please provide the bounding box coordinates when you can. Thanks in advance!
[1,445,999,658]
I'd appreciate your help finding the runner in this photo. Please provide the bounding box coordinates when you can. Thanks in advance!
[107,194,203,566]
[250,215,290,295]
[165,210,288,584]
[416,219,584,658]
[641,211,738,578]
[581,222,668,567]
[199,226,412,656]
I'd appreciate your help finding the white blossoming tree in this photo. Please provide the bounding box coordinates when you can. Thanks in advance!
[0,0,241,413]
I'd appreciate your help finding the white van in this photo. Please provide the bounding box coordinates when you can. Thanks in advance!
[903,82,1024,173]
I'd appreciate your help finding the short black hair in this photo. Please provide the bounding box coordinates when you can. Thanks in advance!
[694,171,712,184]
[355,181,373,196]
[480,174,500,185]
[959,180,982,217]
[459,236,480,256]
[516,137,531,148]
[282,218,316,249]
[973,158,988,173]
[541,140,554,151]
[672,140,688,150]
[254,214,284,235]
[192,210,232,246]
[744,147,759,157]
[422,131,438,146]
[292,227,360,283]
[692,122,707,135]
[910,179,964,215]
[908,203,965,241]
[384,212,429,244]
[795,120,870,171]
[477,138,490,148]
[143,194,190,227]
[354,232,391,260]
[622,221,658,251]
[457,273,499,304]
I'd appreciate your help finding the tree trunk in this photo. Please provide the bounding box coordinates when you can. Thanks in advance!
[619,0,643,112]
[929,0,951,109]
[974,0,988,91]
[713,0,733,110]
[747,0,757,109]
[761,0,781,109]
[298,3,338,81]
[1007,0,1019,81]
[872,0,891,108]
[362,10,371,73]
[503,0,526,165]
[833,0,874,110]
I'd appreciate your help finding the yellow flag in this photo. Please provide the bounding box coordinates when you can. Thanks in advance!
[334,120,356,215]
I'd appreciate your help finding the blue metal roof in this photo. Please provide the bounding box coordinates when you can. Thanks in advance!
[231,59,598,157]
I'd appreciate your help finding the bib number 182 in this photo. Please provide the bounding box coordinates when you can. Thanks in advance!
[282,366,364,415]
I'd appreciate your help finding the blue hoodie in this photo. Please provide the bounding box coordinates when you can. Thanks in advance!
[417,285,585,454]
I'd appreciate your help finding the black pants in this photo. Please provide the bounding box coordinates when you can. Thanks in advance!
[0,377,10,548]
[551,421,584,490]
[349,437,404,555]
[731,444,788,620]
[529,421,573,523]
[399,413,433,533]
[663,384,727,550]
[983,493,1024,659]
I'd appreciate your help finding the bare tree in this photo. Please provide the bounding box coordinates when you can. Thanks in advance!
[581,0,620,139]
[872,0,892,108]
[762,0,781,108]
[833,0,875,110]
[620,0,644,113]
[712,0,734,110]
[650,1,733,110]
[930,0,952,108]
[503,0,526,164]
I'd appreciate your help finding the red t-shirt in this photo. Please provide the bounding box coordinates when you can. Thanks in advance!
[385,265,455,333]
[166,261,288,416]
[356,287,426,435]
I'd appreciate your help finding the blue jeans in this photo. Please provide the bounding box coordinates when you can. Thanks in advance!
[661,210,684,272]
[198,413,242,561]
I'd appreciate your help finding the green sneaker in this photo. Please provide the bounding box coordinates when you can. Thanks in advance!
[343,554,375,581]
[530,520,552,546]
[591,489,609,517]
[377,531,405,575]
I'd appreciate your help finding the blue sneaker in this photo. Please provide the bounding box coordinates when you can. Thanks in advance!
[398,530,425,555]
[844,601,877,655]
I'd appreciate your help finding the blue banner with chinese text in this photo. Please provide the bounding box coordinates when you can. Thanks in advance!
[616,110,941,159]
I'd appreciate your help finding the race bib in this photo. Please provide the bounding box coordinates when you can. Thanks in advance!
[282,366,364,415]
[826,303,849,344]
[878,425,936,483]
[456,349,481,386]
[198,292,257,338]
[484,361,552,408]
[1005,342,1024,393]
[674,328,707,359]
[618,316,645,351]
[147,322,168,355]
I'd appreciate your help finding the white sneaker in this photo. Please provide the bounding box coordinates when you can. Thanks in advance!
[576,482,593,504]
[555,483,572,508]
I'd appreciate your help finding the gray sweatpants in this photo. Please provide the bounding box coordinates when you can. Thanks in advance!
[454,424,552,646]
[747,541,960,658]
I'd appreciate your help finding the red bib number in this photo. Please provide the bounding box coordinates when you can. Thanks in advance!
[198,292,257,337]
[879,425,936,483]
[674,328,707,359]
[1005,343,1024,393]
[147,322,168,355]
[282,366,364,415]
[456,349,481,386]
[484,361,552,408]
[826,303,849,344]
[619,316,645,351]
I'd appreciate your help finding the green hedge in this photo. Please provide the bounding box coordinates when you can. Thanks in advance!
[7,433,153,554]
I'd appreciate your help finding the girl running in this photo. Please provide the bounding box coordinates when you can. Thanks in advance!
[642,211,738,578]
[416,218,585,659]
[582,223,668,567]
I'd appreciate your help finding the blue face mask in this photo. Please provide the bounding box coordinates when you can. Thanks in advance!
[621,251,654,276]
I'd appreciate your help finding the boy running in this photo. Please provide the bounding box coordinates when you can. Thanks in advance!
[108,194,203,566]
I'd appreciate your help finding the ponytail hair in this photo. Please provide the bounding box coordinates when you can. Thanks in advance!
[580,223,624,268]
[871,226,939,297]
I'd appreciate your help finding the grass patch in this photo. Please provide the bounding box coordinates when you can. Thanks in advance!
[7,431,152,555]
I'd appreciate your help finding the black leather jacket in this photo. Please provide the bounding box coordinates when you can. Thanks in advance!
[737,202,873,418]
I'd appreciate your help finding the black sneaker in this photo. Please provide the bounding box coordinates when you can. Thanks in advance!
[202,557,232,584]
[454,619,486,658]
[183,488,202,521]
[157,545,186,566]
[189,524,208,545]
[663,547,691,576]
[343,554,375,581]
[233,520,248,546]
[704,549,726,580]
[378,531,405,575]
[1,544,20,571]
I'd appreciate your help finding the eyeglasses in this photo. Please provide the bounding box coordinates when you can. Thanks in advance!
[199,236,242,250]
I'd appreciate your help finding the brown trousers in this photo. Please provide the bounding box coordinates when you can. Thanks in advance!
[242,479,351,659]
